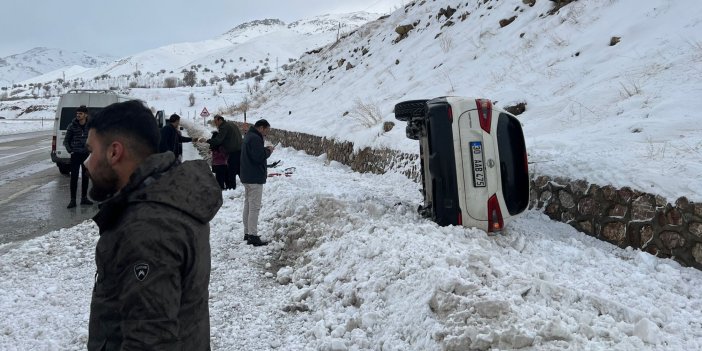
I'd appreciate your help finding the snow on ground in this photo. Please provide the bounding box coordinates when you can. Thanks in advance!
[0,143,700,350]
[0,119,53,135]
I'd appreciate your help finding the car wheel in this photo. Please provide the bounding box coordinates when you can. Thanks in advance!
[57,163,70,175]
[394,100,428,121]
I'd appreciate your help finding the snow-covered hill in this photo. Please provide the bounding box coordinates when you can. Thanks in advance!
[13,13,379,88]
[0,47,113,87]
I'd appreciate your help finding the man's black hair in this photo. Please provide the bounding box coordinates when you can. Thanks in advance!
[254,119,270,128]
[168,113,180,123]
[87,100,159,158]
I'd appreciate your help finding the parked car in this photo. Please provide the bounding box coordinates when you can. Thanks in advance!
[51,90,137,174]
[394,97,529,233]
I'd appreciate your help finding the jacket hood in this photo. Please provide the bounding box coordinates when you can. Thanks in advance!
[94,152,223,229]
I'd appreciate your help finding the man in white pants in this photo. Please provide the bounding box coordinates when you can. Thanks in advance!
[240,119,274,246]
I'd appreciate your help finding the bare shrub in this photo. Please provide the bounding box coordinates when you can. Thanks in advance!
[619,75,642,98]
[183,71,197,87]
[347,98,384,127]
[164,77,177,88]
[439,35,453,53]
[188,93,196,107]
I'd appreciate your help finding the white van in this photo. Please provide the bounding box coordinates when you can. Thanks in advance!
[51,90,137,174]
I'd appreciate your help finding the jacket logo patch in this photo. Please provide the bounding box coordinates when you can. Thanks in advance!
[134,263,149,281]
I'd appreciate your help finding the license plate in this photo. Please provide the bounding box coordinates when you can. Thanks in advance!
[469,141,486,187]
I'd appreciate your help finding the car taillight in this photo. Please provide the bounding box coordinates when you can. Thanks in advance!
[457,211,462,226]
[475,99,492,133]
[487,194,504,232]
[52,136,56,152]
[448,105,453,123]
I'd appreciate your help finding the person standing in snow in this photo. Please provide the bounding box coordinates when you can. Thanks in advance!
[209,131,229,189]
[240,119,274,246]
[84,100,222,350]
[63,105,93,208]
[205,115,243,189]
[158,113,194,161]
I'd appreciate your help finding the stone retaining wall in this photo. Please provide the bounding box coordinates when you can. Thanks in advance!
[231,124,702,271]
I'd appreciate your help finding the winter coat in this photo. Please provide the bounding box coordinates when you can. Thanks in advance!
[88,151,222,351]
[211,146,228,166]
[240,126,272,184]
[207,121,242,154]
[159,123,193,158]
[63,118,89,154]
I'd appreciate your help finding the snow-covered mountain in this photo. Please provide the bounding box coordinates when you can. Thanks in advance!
[14,12,380,87]
[0,47,113,87]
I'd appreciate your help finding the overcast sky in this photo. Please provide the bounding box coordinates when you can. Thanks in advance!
[0,0,406,58]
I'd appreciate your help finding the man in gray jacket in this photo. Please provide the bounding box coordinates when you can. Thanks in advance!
[84,100,222,350]
[240,119,274,246]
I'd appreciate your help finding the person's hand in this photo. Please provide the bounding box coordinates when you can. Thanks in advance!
[266,145,275,152]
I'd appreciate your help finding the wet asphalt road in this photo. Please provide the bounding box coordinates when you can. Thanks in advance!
[0,131,97,254]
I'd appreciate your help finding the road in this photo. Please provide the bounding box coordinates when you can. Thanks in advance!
[0,131,96,253]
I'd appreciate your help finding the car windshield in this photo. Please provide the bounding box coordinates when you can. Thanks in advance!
[59,107,103,129]
[496,113,529,215]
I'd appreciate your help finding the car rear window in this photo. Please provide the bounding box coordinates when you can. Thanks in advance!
[496,113,529,215]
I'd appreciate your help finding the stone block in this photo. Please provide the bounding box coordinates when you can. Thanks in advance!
[559,191,575,208]
[690,222,702,239]
[602,222,627,245]
[693,243,702,264]
[609,204,627,218]
[667,208,683,226]
[540,190,552,203]
[602,185,617,201]
[640,225,654,247]
[578,197,597,216]
[631,196,655,221]
[618,187,635,202]
[570,179,589,194]
[660,231,686,250]
[578,220,593,235]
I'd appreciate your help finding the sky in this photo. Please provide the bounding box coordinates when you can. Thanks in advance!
[1,0,702,349]
[0,0,406,58]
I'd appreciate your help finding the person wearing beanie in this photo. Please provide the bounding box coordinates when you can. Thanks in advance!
[63,105,93,208]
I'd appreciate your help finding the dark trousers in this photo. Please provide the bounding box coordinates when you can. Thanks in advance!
[213,165,228,190]
[225,152,241,190]
[70,153,90,200]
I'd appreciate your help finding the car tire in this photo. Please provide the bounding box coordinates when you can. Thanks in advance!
[57,163,70,175]
[394,100,428,121]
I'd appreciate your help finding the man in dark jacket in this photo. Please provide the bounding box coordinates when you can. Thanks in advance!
[206,115,243,189]
[84,100,222,350]
[240,119,273,246]
[63,105,93,208]
[158,113,194,161]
